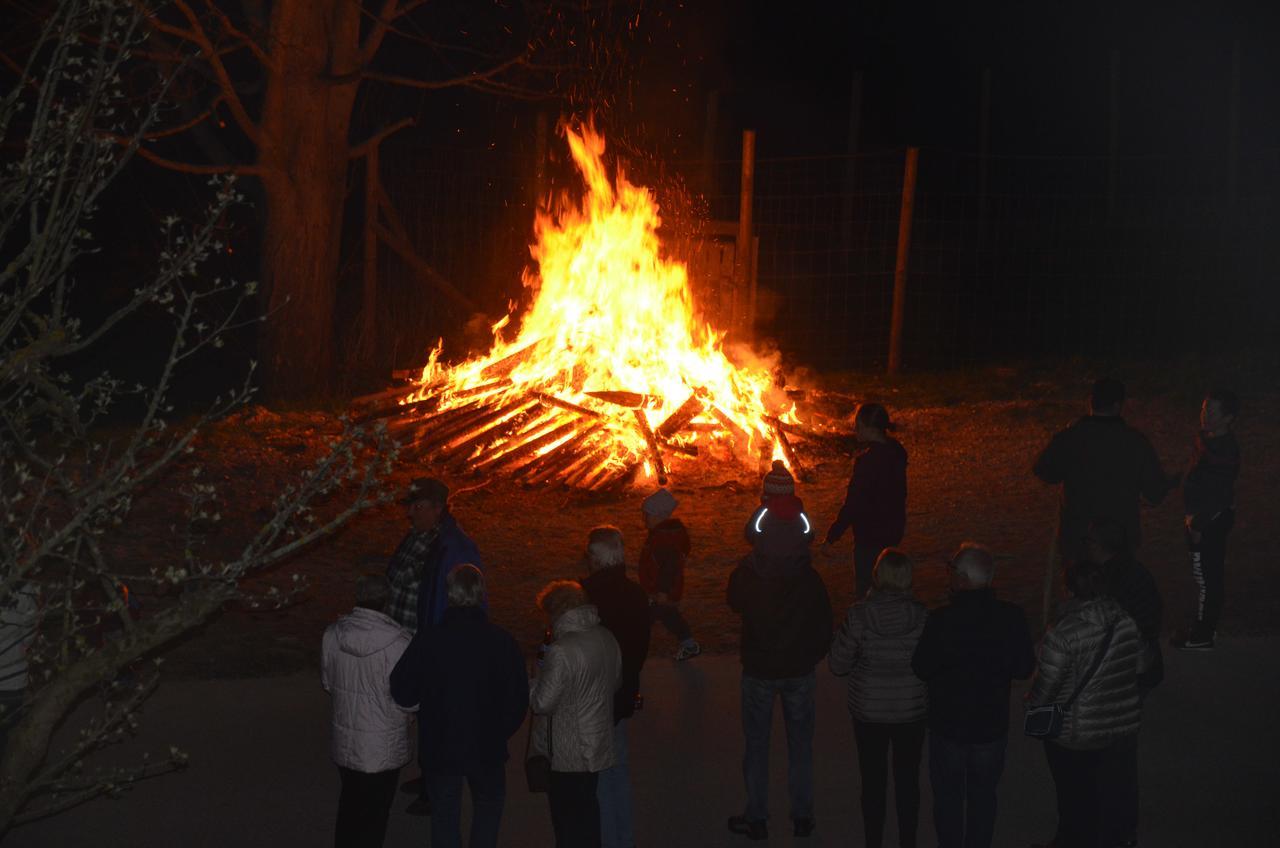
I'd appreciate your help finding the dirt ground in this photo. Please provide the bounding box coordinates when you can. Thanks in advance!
[144,354,1279,678]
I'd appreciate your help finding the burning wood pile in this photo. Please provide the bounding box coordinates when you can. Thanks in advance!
[351,125,833,491]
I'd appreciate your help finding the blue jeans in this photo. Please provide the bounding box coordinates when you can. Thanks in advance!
[741,672,816,823]
[429,763,506,848]
[597,720,634,848]
[928,733,1007,848]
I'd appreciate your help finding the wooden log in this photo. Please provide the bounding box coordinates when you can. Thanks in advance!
[453,378,513,400]
[565,450,615,489]
[579,456,620,490]
[533,392,605,420]
[768,420,808,481]
[632,409,668,485]
[350,384,416,410]
[584,390,654,409]
[461,409,561,470]
[708,404,750,445]
[600,462,642,493]
[432,399,538,462]
[763,414,836,445]
[353,391,439,424]
[405,400,502,456]
[659,439,698,458]
[656,391,706,440]
[517,425,606,484]
[480,341,541,380]
[472,416,581,475]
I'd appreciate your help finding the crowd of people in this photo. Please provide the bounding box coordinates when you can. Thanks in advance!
[317,382,1241,848]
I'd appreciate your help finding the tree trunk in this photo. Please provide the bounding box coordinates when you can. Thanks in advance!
[256,0,361,403]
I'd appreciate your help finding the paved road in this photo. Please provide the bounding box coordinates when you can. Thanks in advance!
[8,638,1278,847]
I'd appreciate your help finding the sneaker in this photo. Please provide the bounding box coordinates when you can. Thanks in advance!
[404,797,431,816]
[675,640,701,661]
[727,815,767,840]
[793,817,815,837]
[1171,628,1215,651]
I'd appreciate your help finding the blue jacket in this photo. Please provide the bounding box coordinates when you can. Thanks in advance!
[389,606,528,774]
[415,513,483,629]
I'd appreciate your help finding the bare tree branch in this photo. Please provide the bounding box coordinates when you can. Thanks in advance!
[159,1,261,144]
[360,51,527,91]
[348,117,414,160]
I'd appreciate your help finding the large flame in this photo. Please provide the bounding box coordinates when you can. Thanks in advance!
[406,124,788,481]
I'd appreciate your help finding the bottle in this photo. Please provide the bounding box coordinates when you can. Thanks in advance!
[535,626,553,669]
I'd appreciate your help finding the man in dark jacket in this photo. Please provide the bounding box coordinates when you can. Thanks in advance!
[387,476,484,813]
[1033,378,1175,624]
[727,493,832,841]
[580,526,650,848]
[390,565,527,848]
[1173,389,1241,652]
[911,543,1034,848]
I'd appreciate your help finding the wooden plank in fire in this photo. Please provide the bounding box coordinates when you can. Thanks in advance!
[480,341,542,380]
[432,398,538,462]
[659,439,698,458]
[517,424,606,484]
[632,409,668,485]
[533,392,605,420]
[351,384,417,410]
[655,390,706,440]
[763,414,837,446]
[472,416,582,476]
[767,419,809,481]
[583,390,655,409]
[564,450,615,489]
[403,400,502,457]
[708,404,750,445]
[353,391,441,424]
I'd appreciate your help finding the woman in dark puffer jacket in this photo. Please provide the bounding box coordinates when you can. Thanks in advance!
[1028,561,1144,848]
[829,549,928,848]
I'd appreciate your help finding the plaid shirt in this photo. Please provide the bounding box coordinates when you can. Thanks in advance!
[386,526,438,633]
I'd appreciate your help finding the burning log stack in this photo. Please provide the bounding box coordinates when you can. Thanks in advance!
[350,123,843,492]
[350,378,837,492]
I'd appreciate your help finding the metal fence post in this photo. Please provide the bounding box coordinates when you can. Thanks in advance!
[888,147,919,375]
[736,129,757,341]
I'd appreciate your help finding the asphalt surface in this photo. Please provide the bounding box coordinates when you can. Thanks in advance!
[7,638,1278,847]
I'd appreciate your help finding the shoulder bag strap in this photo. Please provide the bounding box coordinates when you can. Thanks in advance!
[1064,622,1116,710]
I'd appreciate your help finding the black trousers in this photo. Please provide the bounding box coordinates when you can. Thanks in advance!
[853,543,886,599]
[1044,739,1129,848]
[548,770,600,848]
[335,766,399,848]
[853,719,926,848]
[1188,508,1234,636]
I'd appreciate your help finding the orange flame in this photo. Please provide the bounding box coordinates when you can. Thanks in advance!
[407,123,789,478]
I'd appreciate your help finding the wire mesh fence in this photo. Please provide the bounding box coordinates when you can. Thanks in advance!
[377,141,1280,372]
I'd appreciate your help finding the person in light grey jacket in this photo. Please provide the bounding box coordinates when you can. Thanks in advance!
[1028,561,1143,848]
[829,549,928,848]
[530,581,622,848]
[322,574,415,848]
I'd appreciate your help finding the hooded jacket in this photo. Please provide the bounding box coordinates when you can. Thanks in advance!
[829,590,928,723]
[742,495,815,578]
[1028,597,1143,750]
[321,607,414,773]
[529,605,622,773]
[825,437,908,548]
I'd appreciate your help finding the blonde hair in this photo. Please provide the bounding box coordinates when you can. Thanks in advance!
[536,580,587,621]
[873,548,914,593]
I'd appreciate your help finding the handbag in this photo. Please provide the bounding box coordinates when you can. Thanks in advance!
[1025,622,1116,739]
[524,714,552,793]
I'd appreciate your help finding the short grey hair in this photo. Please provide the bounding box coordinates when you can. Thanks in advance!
[446,564,485,608]
[355,574,391,610]
[586,525,625,572]
[951,542,995,587]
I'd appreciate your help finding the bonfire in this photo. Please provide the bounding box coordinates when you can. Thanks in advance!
[355,124,820,490]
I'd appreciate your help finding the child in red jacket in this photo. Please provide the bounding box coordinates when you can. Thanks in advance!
[638,488,700,660]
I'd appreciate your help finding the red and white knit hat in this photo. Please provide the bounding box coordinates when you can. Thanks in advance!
[762,460,795,497]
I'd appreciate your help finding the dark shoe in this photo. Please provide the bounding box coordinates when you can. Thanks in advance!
[793,817,815,837]
[404,796,431,816]
[399,775,424,795]
[1171,628,1215,651]
[727,816,767,840]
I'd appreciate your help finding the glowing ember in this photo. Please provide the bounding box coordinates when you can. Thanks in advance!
[403,123,793,485]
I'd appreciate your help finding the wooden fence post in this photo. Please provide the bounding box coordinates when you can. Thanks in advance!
[887,147,919,375]
[736,129,757,341]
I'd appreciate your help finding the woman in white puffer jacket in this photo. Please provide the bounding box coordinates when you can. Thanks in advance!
[322,574,416,848]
